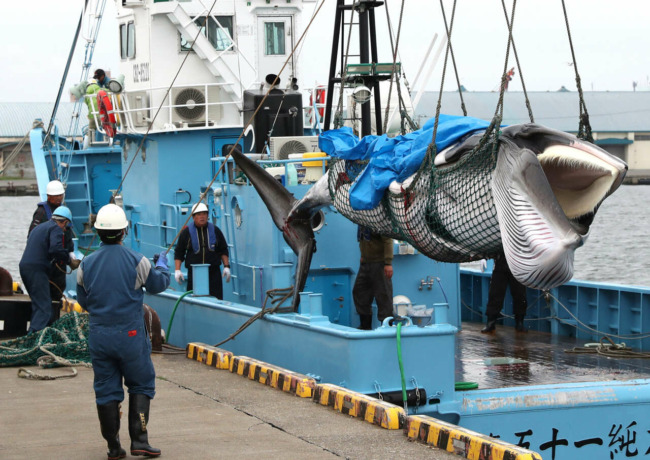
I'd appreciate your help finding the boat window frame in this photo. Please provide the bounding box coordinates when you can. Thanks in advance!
[180,16,235,53]
[120,21,136,59]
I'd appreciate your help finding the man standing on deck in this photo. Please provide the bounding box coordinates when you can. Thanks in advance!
[77,204,170,459]
[20,206,73,333]
[353,225,394,330]
[481,251,528,333]
[174,202,230,298]
[28,180,79,323]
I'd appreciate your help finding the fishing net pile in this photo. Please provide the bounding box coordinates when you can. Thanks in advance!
[325,115,503,262]
[0,312,91,368]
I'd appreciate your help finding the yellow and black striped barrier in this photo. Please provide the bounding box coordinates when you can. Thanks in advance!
[186,342,232,370]
[406,415,542,460]
[184,347,541,458]
[230,355,317,398]
[313,383,406,430]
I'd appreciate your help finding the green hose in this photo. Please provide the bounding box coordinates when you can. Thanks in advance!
[396,322,408,411]
[166,290,193,343]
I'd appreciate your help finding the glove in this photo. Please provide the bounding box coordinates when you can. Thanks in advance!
[175,270,185,283]
[222,266,231,283]
[69,259,81,270]
[155,252,169,270]
[479,259,487,272]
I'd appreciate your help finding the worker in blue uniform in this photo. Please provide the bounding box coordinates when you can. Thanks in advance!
[76,204,170,459]
[173,202,230,298]
[19,206,72,333]
[28,179,79,323]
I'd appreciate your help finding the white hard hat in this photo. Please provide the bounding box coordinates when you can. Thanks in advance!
[95,204,128,230]
[46,180,65,196]
[192,202,209,215]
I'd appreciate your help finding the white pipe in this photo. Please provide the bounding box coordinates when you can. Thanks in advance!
[411,33,438,90]
[412,34,448,113]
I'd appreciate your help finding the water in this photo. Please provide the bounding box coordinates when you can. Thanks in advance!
[0,186,649,287]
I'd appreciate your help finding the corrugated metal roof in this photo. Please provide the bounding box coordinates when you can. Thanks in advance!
[0,102,84,138]
[414,91,650,133]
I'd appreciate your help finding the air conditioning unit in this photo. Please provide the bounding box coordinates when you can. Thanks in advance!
[173,87,207,125]
[269,136,319,160]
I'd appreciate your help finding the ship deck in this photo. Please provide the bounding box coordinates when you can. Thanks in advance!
[456,322,650,389]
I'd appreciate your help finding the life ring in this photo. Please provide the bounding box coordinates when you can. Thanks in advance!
[309,86,326,124]
[97,90,117,137]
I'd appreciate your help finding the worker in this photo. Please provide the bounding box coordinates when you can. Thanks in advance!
[77,204,170,458]
[481,251,528,333]
[353,225,394,330]
[19,206,73,333]
[93,68,111,89]
[28,179,79,322]
[174,202,230,299]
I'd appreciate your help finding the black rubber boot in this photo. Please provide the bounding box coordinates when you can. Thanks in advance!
[97,401,127,460]
[515,317,527,333]
[481,318,498,333]
[129,394,161,457]
[358,314,373,330]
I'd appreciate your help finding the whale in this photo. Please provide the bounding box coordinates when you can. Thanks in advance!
[230,123,627,307]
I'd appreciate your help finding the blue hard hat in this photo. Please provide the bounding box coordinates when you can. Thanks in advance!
[52,206,72,221]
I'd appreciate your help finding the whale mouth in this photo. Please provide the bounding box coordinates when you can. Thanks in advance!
[492,131,628,290]
[538,144,621,236]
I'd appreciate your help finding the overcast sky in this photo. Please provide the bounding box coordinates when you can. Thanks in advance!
[1,0,649,103]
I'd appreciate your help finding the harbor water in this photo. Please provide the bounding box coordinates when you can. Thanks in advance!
[1,185,649,288]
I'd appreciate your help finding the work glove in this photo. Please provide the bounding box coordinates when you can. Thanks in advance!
[222,266,231,283]
[175,270,185,283]
[154,251,169,270]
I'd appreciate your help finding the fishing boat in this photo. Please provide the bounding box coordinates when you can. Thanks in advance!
[26,0,650,458]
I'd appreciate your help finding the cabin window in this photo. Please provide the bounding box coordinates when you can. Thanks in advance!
[180,16,234,52]
[264,22,285,55]
[120,22,136,59]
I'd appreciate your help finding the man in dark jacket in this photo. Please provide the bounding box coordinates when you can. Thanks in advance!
[77,203,170,458]
[28,180,78,311]
[353,225,394,330]
[174,202,230,299]
[20,206,72,333]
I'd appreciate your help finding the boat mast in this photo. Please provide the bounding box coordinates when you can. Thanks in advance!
[324,0,385,136]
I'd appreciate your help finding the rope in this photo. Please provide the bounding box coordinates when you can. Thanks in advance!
[429,0,458,152]
[498,0,534,123]
[565,336,650,359]
[163,0,327,255]
[560,0,593,142]
[212,287,294,347]
[381,0,405,134]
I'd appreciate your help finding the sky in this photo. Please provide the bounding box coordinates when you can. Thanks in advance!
[1,0,649,103]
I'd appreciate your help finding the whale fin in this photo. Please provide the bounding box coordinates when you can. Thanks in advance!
[229,146,315,311]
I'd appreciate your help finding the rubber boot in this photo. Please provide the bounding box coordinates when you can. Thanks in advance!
[481,317,498,333]
[129,394,161,457]
[515,317,527,333]
[97,402,127,460]
[358,314,373,330]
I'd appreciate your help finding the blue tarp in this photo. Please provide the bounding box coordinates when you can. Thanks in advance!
[319,114,492,210]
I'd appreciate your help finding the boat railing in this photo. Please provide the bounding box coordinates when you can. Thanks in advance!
[460,267,650,351]
[85,81,256,137]
[211,156,330,187]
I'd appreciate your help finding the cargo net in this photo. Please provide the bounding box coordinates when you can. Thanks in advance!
[328,130,503,262]
[0,312,90,368]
